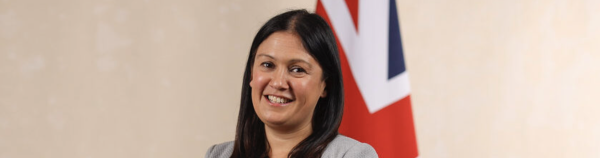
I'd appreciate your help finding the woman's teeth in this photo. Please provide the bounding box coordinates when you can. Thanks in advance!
[267,95,292,104]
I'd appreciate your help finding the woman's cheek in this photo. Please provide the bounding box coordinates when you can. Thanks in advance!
[293,79,311,90]
[290,79,309,98]
[251,73,268,88]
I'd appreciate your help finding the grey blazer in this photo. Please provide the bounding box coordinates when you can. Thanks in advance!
[205,135,378,158]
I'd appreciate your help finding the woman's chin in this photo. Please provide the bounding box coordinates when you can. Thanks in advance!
[258,104,292,125]
[262,115,288,126]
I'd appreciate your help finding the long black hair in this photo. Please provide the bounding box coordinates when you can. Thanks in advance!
[231,9,344,158]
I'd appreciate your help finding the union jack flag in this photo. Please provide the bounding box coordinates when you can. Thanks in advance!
[316,0,419,157]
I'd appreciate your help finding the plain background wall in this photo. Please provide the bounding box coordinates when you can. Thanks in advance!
[1,0,599,157]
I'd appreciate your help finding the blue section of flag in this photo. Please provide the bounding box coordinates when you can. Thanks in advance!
[388,0,406,79]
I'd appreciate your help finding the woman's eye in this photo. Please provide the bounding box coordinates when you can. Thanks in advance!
[261,62,273,68]
[290,67,306,73]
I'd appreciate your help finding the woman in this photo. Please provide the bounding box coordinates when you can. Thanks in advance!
[205,9,378,158]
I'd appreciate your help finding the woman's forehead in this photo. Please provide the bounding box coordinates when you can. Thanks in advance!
[255,32,317,63]
[258,32,305,52]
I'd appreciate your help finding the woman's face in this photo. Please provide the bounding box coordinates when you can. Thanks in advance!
[250,31,327,129]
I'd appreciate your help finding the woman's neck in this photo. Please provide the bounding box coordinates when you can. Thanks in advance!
[264,122,312,158]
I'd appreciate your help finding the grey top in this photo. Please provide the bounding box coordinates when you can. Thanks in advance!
[205,135,378,158]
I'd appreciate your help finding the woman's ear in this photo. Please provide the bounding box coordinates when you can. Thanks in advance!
[249,75,254,88]
[249,68,254,87]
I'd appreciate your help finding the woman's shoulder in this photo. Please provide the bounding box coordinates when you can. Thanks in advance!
[205,141,234,158]
[205,135,378,158]
[323,135,379,158]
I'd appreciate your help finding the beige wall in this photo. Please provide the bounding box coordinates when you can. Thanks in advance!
[402,0,600,157]
[1,0,599,157]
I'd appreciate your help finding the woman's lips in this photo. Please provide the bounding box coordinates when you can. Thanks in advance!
[264,95,294,107]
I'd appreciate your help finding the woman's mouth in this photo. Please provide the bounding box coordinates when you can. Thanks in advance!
[265,95,294,105]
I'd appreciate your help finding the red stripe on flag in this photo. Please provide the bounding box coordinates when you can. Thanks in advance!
[344,0,359,32]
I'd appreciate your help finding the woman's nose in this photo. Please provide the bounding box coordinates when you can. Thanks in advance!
[269,68,289,90]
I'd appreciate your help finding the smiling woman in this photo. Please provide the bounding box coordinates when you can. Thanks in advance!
[251,32,327,129]
[204,9,378,158]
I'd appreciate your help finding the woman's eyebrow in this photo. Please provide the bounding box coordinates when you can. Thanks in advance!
[257,54,275,59]
[289,59,312,69]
